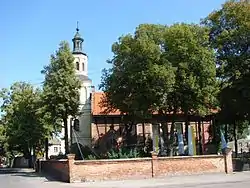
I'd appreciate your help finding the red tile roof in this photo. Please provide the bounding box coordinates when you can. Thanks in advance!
[92,92,121,115]
[92,92,218,116]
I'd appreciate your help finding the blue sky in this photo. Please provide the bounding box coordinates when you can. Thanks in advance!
[0,0,226,91]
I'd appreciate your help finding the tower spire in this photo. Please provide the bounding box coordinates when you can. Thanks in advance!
[76,21,79,32]
[72,21,84,55]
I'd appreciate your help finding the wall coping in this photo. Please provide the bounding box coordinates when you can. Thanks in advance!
[157,154,224,160]
[40,159,68,162]
[73,155,223,164]
[74,157,152,164]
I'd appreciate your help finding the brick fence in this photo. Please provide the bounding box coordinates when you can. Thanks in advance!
[37,151,233,183]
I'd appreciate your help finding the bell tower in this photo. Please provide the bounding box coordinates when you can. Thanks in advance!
[72,22,88,76]
[71,22,92,148]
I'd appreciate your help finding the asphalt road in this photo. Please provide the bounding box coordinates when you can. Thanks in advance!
[0,168,250,188]
[0,168,68,188]
[151,181,250,188]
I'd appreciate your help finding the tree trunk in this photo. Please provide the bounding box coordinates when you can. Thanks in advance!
[160,122,168,156]
[233,122,238,158]
[63,118,69,154]
[184,114,189,145]
[45,138,49,160]
[28,148,32,168]
[32,147,36,169]
[169,111,177,156]
[142,122,146,146]
[198,119,202,155]
[224,124,228,143]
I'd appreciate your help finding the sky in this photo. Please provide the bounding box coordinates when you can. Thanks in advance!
[0,0,227,91]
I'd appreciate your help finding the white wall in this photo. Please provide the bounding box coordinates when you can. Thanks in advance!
[48,144,62,157]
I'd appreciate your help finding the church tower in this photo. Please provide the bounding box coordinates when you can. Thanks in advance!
[70,23,93,148]
[72,23,88,76]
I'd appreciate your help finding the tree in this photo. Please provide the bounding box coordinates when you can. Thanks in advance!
[163,24,218,145]
[100,24,175,118]
[0,82,50,166]
[203,0,250,155]
[203,0,250,86]
[0,120,7,156]
[41,41,81,154]
[100,24,176,148]
[100,23,218,155]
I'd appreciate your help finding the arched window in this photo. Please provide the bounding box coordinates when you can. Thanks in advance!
[76,62,79,70]
[82,63,84,71]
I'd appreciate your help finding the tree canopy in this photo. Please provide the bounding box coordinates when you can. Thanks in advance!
[100,23,218,120]
[0,82,51,161]
[41,41,81,154]
[100,24,176,120]
[203,0,250,121]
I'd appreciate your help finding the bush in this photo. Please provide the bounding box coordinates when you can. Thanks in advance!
[107,147,142,159]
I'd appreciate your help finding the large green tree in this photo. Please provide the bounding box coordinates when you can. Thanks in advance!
[41,41,81,154]
[0,82,50,166]
[203,0,250,155]
[163,24,218,144]
[100,24,176,150]
[100,24,176,119]
[203,0,250,86]
[100,23,218,155]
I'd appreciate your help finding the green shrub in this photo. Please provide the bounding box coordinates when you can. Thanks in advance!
[86,154,97,160]
[107,147,142,159]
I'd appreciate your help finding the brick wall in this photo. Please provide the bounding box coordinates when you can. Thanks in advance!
[153,155,225,177]
[38,152,233,183]
[71,158,152,182]
[39,159,69,182]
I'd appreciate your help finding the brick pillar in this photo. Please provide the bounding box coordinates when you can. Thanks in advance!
[223,148,233,173]
[151,152,158,177]
[67,154,75,183]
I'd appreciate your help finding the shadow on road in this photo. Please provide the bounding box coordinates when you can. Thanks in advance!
[0,168,59,182]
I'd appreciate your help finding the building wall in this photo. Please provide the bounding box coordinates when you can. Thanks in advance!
[73,54,88,76]
[91,122,211,144]
[48,144,62,157]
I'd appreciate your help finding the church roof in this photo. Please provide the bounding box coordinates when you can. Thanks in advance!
[92,92,121,115]
[91,92,219,116]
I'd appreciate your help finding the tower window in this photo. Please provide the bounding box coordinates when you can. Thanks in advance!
[76,62,79,70]
[82,63,84,71]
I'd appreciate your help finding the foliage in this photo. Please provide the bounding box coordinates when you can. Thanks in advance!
[203,0,250,118]
[226,121,250,140]
[100,23,218,154]
[86,154,97,160]
[107,147,141,159]
[163,23,218,117]
[99,24,176,119]
[0,121,7,156]
[203,0,250,146]
[203,0,250,86]
[0,82,51,161]
[41,41,81,154]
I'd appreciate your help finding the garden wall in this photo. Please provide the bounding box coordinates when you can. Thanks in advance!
[38,151,233,183]
[39,159,69,182]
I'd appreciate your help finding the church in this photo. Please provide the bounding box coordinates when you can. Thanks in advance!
[50,26,213,157]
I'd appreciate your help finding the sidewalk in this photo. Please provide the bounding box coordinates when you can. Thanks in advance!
[70,172,250,188]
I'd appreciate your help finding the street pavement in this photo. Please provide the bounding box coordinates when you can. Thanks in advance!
[0,168,250,188]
